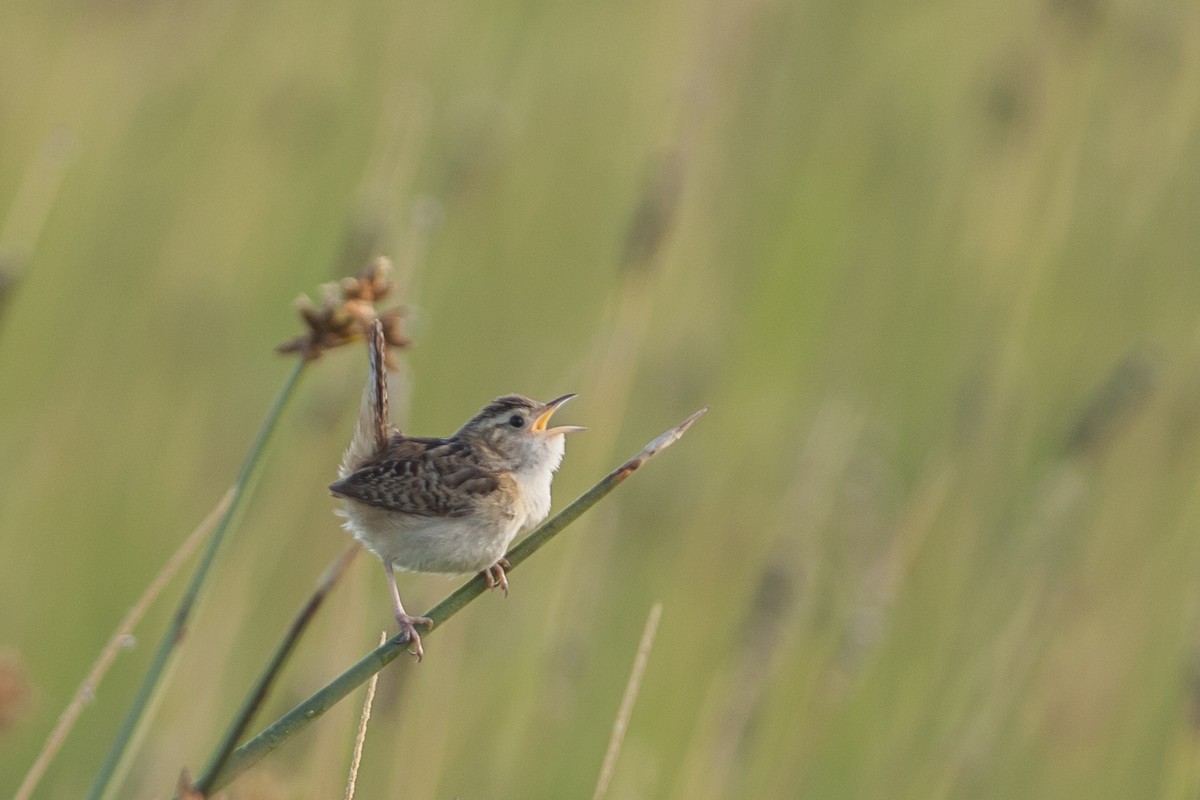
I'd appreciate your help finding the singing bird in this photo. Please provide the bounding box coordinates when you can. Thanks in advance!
[330,321,583,658]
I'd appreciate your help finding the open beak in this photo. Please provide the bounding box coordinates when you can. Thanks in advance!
[531,393,585,435]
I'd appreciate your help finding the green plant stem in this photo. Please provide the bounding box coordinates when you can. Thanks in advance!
[86,359,307,800]
[14,490,235,800]
[191,544,360,796]
[200,407,707,795]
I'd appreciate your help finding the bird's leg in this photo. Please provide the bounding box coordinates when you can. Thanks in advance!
[385,562,432,660]
[481,557,512,597]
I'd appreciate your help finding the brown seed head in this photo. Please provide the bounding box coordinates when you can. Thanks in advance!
[341,256,394,303]
[276,257,410,363]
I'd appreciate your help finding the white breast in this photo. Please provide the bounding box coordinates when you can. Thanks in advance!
[513,432,565,530]
[513,462,554,531]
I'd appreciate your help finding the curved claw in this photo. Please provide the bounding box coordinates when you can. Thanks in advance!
[481,558,512,597]
[395,614,434,661]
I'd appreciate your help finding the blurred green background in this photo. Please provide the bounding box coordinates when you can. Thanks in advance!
[4,0,1200,797]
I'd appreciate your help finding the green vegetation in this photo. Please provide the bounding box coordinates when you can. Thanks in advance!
[3,1,1200,797]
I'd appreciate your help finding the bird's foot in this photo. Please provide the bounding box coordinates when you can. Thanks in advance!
[394,613,434,661]
[481,558,512,597]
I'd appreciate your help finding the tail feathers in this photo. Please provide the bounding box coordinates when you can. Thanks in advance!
[339,319,393,477]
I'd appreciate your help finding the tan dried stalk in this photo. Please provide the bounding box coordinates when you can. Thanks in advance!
[593,602,664,800]
[343,632,387,800]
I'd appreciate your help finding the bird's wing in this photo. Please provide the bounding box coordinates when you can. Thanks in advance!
[329,438,499,517]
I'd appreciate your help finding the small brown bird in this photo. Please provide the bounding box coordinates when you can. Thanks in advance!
[330,321,583,659]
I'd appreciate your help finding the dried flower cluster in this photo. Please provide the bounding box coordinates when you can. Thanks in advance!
[276,257,410,367]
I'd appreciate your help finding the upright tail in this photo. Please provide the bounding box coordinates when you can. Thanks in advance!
[339,319,392,477]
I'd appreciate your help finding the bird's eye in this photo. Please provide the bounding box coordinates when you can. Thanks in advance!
[509,414,525,428]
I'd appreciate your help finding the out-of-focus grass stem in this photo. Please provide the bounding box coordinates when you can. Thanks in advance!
[0,129,75,333]
[592,602,664,800]
[84,359,307,800]
[13,489,235,800]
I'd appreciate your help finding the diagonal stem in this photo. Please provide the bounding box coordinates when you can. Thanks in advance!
[85,359,307,800]
[197,407,707,795]
[191,544,360,796]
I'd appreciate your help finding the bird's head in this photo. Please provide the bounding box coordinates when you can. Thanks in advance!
[459,393,584,472]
